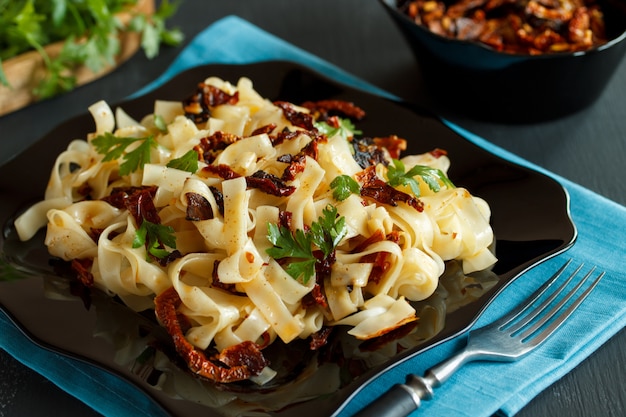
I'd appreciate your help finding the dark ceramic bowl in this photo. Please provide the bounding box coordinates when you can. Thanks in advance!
[380,0,626,122]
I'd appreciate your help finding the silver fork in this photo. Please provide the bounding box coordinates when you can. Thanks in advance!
[354,260,605,417]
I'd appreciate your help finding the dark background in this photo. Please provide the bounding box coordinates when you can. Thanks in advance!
[1,1,625,416]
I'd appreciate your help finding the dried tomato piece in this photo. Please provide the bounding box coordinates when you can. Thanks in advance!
[155,287,269,383]
[185,192,214,221]
[274,101,315,130]
[373,135,407,159]
[310,327,333,350]
[357,166,424,211]
[101,186,157,210]
[202,164,241,180]
[251,123,277,136]
[278,153,307,181]
[246,170,296,197]
[300,99,366,121]
[183,83,239,123]
[209,186,225,217]
[352,136,390,169]
[194,131,241,164]
[124,187,161,225]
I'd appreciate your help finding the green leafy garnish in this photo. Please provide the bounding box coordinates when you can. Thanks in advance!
[266,205,348,283]
[0,0,183,98]
[92,132,157,175]
[330,175,360,201]
[132,219,177,259]
[166,149,199,174]
[153,114,168,132]
[315,117,362,140]
[386,159,455,196]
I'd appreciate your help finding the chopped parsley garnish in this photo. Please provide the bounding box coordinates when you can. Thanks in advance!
[386,159,455,196]
[315,117,362,140]
[132,219,177,259]
[153,114,168,132]
[92,132,157,176]
[330,175,360,201]
[266,205,347,283]
[166,150,199,173]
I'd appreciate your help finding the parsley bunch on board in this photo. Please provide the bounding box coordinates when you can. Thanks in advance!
[0,0,183,98]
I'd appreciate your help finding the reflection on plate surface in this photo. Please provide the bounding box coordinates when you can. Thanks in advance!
[0,62,576,417]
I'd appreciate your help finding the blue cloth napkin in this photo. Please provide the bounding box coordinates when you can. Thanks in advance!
[2,15,625,417]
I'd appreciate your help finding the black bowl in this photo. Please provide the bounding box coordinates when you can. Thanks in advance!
[380,0,626,122]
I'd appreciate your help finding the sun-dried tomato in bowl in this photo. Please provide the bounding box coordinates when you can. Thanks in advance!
[398,0,608,54]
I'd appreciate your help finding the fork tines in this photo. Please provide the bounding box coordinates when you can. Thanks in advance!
[497,260,605,344]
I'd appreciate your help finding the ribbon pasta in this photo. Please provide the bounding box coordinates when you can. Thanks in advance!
[14,76,496,383]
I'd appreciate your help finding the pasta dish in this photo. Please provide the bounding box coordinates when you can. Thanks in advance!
[14,76,496,384]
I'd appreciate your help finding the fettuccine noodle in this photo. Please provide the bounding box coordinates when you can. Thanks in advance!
[14,76,496,383]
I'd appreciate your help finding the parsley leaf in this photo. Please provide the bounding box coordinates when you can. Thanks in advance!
[387,159,455,196]
[132,219,177,260]
[154,114,168,132]
[309,205,348,258]
[330,175,360,201]
[315,117,362,140]
[91,132,157,175]
[266,205,347,283]
[166,150,199,174]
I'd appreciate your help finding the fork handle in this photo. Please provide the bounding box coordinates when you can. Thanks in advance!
[353,374,434,417]
[352,383,421,417]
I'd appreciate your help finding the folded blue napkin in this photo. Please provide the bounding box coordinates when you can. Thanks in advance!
[2,15,625,417]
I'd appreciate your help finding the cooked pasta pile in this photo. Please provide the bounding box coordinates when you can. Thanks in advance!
[14,76,496,383]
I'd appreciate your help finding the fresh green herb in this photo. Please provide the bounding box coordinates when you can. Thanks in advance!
[153,114,168,132]
[132,219,177,259]
[128,0,184,59]
[266,205,347,283]
[386,159,455,196]
[315,117,362,140]
[0,0,183,97]
[166,149,199,174]
[309,205,348,258]
[91,132,156,175]
[330,175,360,201]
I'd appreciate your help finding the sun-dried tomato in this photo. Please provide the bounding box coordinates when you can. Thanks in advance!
[352,136,389,169]
[183,83,239,123]
[278,153,307,181]
[246,170,296,197]
[202,164,241,180]
[357,166,424,211]
[274,101,315,130]
[209,186,225,217]
[302,283,328,309]
[101,186,157,210]
[251,123,277,136]
[429,148,448,158]
[373,135,407,159]
[194,131,240,164]
[300,100,366,121]
[185,192,214,221]
[310,327,333,350]
[124,187,161,225]
[279,210,293,229]
[155,287,268,383]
